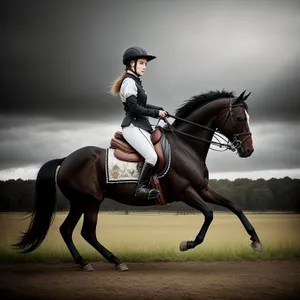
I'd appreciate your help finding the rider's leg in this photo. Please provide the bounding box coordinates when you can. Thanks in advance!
[122,124,159,199]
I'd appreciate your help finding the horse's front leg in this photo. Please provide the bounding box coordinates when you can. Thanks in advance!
[180,186,214,251]
[199,184,263,252]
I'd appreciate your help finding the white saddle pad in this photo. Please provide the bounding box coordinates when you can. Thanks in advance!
[105,148,140,183]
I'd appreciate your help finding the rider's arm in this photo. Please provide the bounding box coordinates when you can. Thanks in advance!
[126,96,160,118]
[120,78,160,118]
[146,104,163,110]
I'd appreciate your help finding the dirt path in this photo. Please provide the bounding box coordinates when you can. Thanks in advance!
[0,260,299,300]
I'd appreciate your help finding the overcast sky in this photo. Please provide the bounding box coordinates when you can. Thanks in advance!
[1,0,300,180]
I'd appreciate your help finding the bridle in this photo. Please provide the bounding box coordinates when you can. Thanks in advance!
[160,98,252,152]
[216,98,252,151]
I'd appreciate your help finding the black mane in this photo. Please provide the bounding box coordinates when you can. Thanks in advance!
[175,90,235,118]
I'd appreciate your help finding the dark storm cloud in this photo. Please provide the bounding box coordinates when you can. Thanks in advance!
[248,63,300,123]
[2,0,300,176]
[0,120,298,172]
[3,0,300,125]
[0,119,120,169]
[0,92,123,128]
[3,0,126,122]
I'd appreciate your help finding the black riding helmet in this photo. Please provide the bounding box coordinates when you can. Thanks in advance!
[123,46,156,75]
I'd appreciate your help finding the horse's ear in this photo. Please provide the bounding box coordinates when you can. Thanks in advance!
[243,92,251,101]
[235,90,246,103]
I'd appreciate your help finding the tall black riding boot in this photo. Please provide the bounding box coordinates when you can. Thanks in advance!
[135,162,160,200]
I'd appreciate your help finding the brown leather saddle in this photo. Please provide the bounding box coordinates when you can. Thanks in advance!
[109,127,170,205]
[110,128,170,176]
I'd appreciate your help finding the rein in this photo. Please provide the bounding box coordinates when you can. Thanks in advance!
[159,99,251,152]
[162,115,233,151]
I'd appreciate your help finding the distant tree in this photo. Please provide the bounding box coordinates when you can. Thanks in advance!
[0,178,299,212]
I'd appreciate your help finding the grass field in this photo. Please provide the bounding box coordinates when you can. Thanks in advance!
[0,212,299,262]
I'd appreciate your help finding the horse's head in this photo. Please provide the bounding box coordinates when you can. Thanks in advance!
[216,91,254,158]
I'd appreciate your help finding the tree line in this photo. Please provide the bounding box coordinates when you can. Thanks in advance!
[0,177,299,212]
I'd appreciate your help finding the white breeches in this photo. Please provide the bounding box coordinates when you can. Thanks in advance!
[122,124,157,166]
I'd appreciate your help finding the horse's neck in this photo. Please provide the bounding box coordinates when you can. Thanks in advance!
[172,98,229,160]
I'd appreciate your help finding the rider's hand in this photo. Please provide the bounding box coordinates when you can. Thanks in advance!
[159,110,167,118]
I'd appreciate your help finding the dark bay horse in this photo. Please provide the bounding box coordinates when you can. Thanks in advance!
[14,90,262,271]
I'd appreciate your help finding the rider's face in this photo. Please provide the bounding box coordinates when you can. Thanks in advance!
[130,58,148,76]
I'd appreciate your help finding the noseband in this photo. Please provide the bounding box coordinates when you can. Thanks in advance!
[161,98,252,152]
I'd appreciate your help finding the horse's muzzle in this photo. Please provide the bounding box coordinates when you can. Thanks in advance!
[239,147,254,158]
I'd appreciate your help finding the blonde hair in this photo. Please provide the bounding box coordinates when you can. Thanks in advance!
[109,71,127,96]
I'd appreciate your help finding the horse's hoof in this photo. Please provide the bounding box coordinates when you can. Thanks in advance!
[180,241,188,252]
[82,263,95,272]
[116,263,129,272]
[251,241,263,252]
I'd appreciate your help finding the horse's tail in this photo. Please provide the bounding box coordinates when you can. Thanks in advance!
[13,158,65,253]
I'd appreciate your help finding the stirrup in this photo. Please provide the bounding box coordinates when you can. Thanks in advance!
[135,186,160,200]
[147,188,160,200]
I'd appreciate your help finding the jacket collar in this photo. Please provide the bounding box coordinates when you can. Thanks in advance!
[126,72,142,84]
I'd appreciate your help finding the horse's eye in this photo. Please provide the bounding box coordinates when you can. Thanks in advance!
[237,116,245,122]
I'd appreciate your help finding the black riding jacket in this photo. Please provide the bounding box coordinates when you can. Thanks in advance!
[120,73,162,133]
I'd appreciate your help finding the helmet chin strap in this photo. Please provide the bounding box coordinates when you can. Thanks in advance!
[126,60,140,77]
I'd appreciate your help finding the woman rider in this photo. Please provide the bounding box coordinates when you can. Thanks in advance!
[110,46,167,200]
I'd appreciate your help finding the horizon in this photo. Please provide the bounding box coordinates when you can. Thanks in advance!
[0,166,299,182]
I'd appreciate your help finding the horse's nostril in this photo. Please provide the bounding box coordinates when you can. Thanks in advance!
[247,149,254,155]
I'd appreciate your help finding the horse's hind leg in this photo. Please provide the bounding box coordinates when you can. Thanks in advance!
[199,185,262,252]
[81,198,129,272]
[59,200,93,270]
